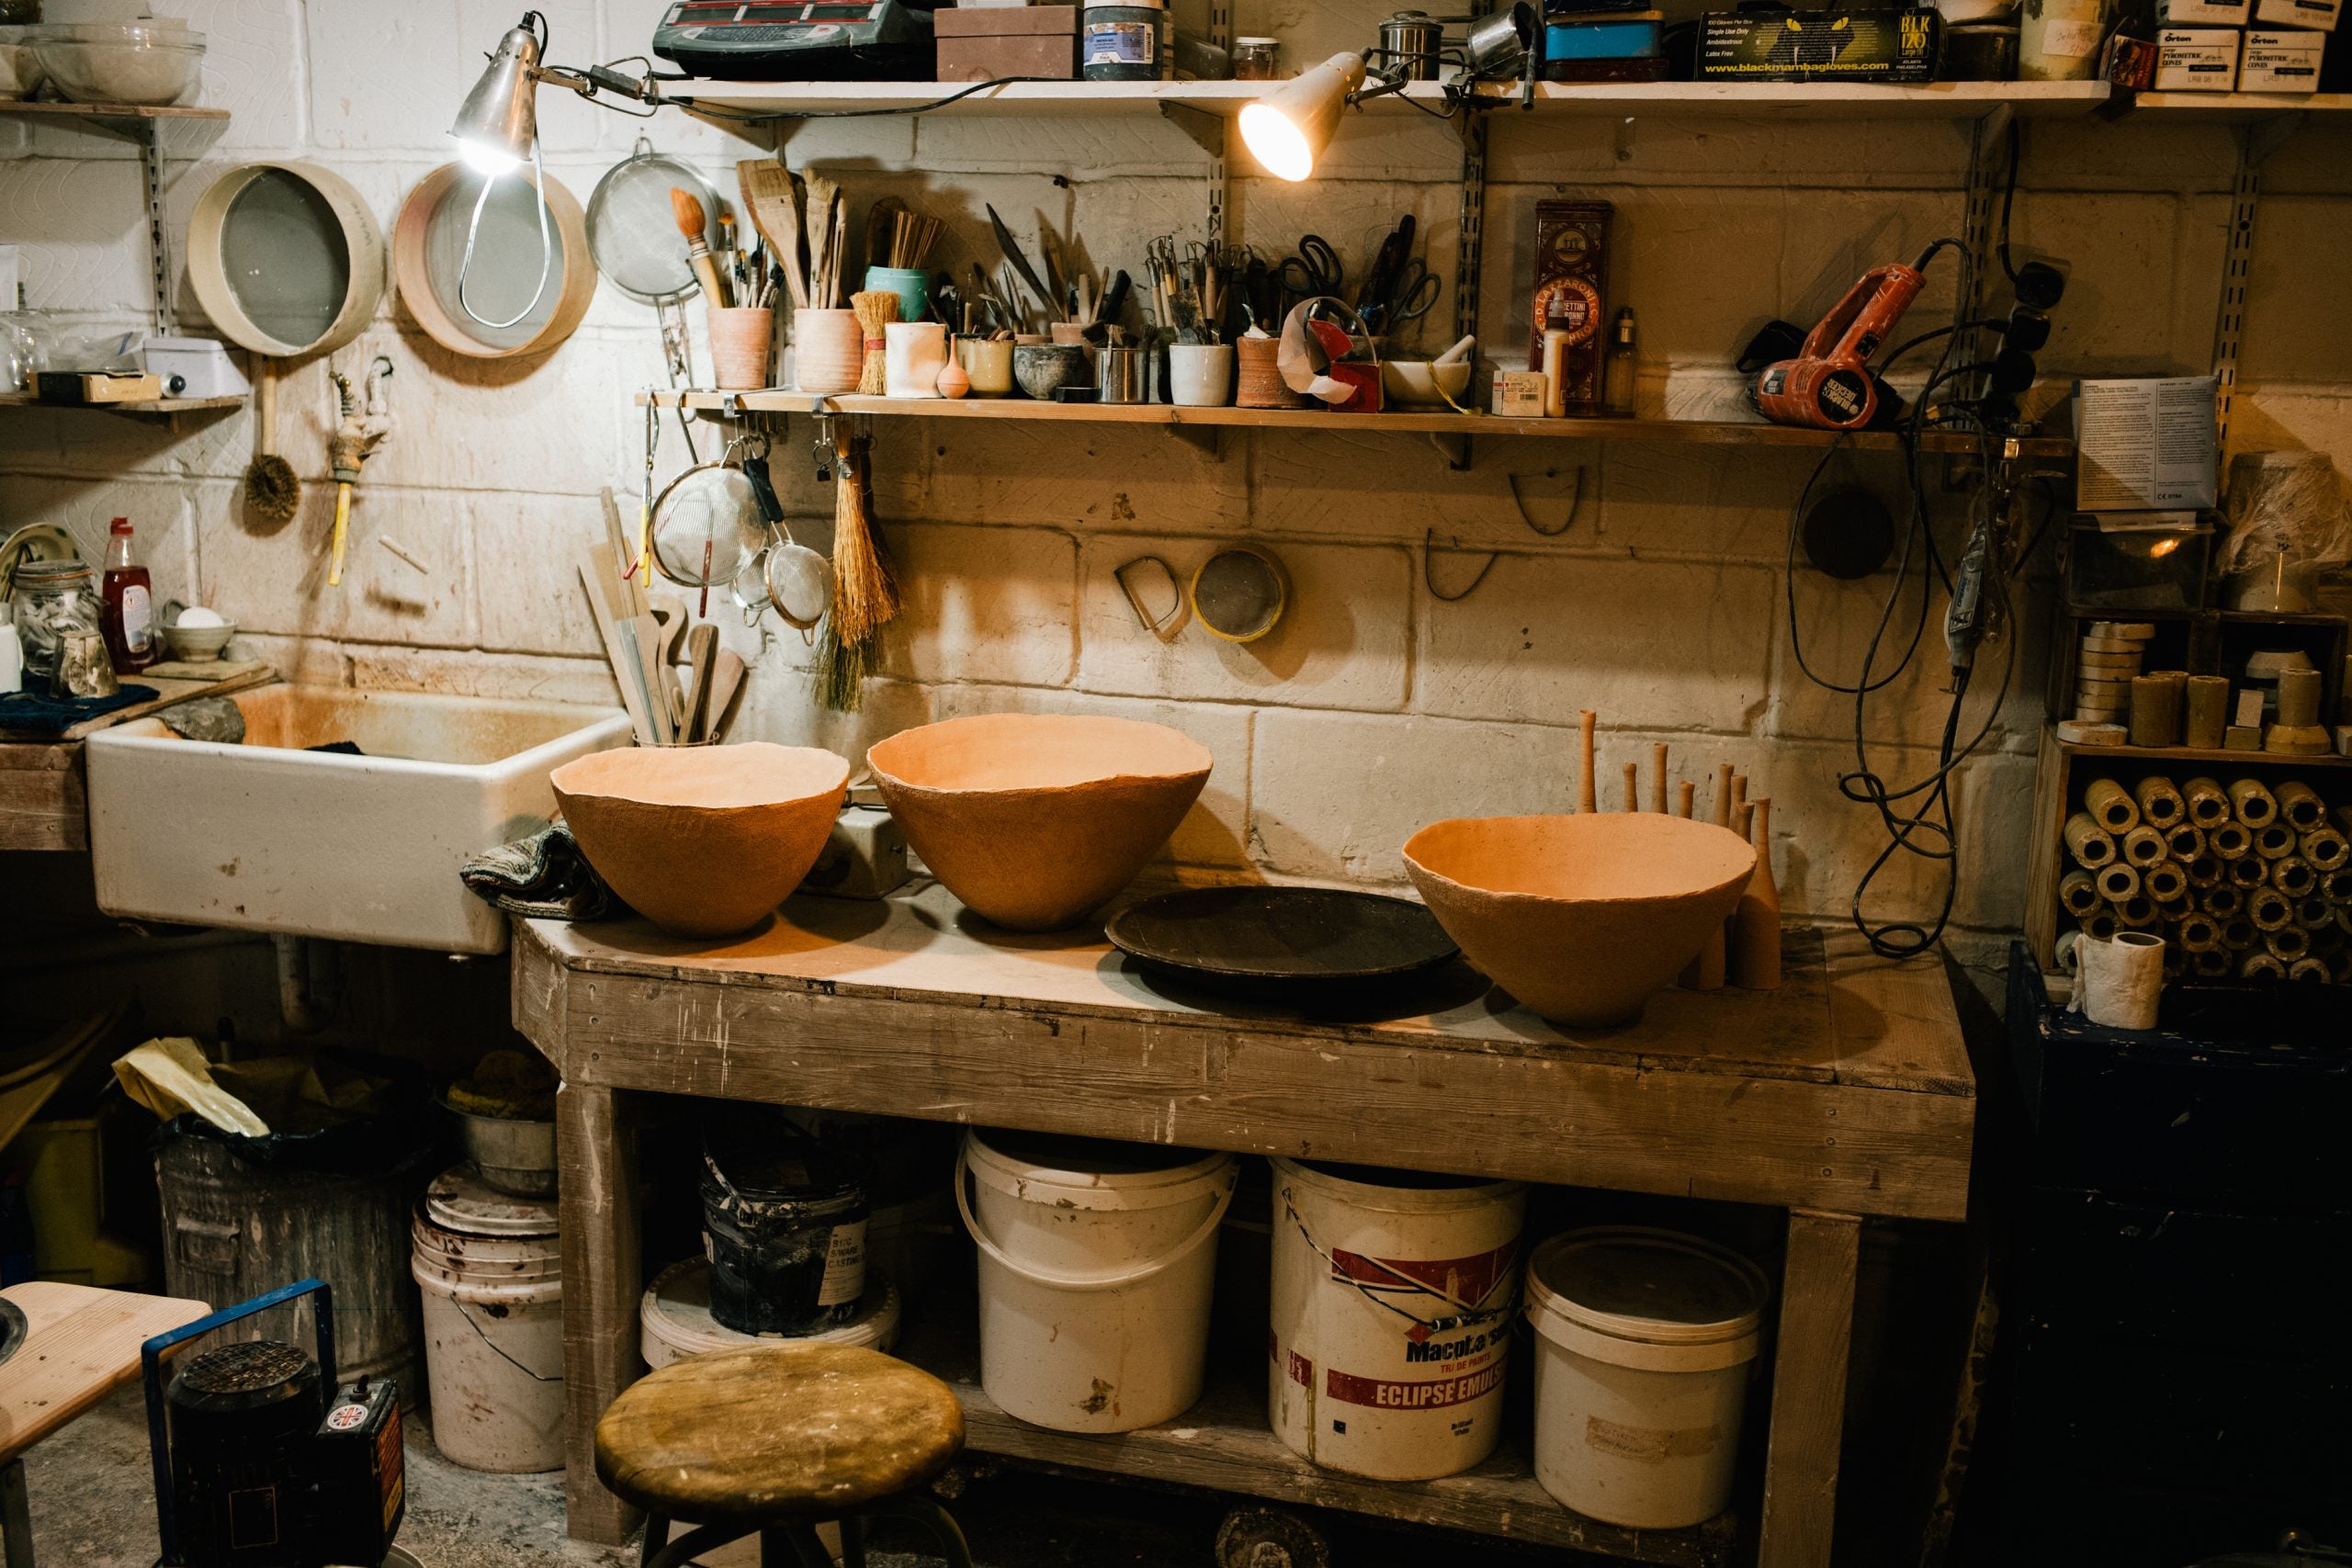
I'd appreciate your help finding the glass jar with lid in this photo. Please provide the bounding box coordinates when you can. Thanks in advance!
[12,558,101,683]
[1232,37,1281,79]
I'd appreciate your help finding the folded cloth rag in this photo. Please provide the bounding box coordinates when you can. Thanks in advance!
[0,683,160,736]
[460,820,620,922]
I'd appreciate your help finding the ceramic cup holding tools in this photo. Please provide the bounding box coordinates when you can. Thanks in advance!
[794,309,863,396]
[708,308,775,391]
[958,336,1015,398]
[885,321,949,400]
[1167,344,1235,408]
[865,265,929,326]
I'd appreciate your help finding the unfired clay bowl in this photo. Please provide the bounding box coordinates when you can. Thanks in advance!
[552,742,850,940]
[1403,813,1758,1029]
[867,714,1212,931]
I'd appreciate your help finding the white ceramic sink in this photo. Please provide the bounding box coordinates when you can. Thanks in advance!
[85,684,631,953]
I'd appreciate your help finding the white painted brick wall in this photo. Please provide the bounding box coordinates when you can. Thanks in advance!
[6,2,2350,964]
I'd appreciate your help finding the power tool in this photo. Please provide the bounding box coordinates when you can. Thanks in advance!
[142,1279,408,1568]
[1747,241,1943,431]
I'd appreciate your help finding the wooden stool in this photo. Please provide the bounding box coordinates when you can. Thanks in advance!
[594,1342,972,1568]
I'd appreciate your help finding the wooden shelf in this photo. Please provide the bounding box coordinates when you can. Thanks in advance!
[0,392,243,417]
[892,1310,1741,1567]
[670,77,2113,122]
[2058,739,2351,770]
[2123,91,2352,120]
[0,99,228,128]
[639,389,2073,457]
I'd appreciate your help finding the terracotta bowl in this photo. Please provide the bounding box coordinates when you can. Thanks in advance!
[868,714,1212,931]
[1403,813,1758,1028]
[552,742,850,939]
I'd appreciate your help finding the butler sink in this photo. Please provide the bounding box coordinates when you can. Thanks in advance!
[85,684,631,953]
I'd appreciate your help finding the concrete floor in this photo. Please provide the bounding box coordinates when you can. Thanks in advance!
[20,1387,1574,1568]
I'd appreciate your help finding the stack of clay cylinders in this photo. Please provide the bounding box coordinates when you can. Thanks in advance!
[2060,768,2352,984]
[2063,620,2156,744]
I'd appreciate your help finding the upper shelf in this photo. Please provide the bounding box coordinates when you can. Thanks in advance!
[667,78,2352,123]
[0,390,243,418]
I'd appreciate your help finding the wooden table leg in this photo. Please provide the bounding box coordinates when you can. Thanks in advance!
[560,1082,644,1546]
[2,1458,32,1568]
[1758,1209,1862,1568]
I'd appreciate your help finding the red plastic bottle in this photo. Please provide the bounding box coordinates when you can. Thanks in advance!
[100,516,156,674]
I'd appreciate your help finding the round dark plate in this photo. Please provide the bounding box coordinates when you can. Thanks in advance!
[1106,886,1458,986]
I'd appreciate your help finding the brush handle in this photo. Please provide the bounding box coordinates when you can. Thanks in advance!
[686,238,729,309]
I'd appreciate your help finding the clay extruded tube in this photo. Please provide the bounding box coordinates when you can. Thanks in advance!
[2227,776,2278,827]
[2301,828,2349,871]
[2144,861,2188,903]
[2182,776,2231,829]
[2187,855,2223,890]
[2083,909,2120,941]
[2085,777,2141,833]
[2265,923,2311,961]
[2328,869,2352,903]
[2270,855,2316,897]
[1578,709,1598,814]
[2120,826,2166,867]
[2064,812,2118,868]
[2165,823,2205,862]
[2274,779,2326,832]
[2202,884,2243,918]
[1650,744,1668,814]
[2222,918,2256,951]
[2060,870,2103,917]
[2288,957,2332,983]
[1622,761,1640,812]
[2209,820,2252,860]
[2175,913,2221,953]
[1730,773,1748,825]
[2112,894,2158,928]
[2298,897,2335,931]
[1731,798,1780,991]
[1712,763,1734,829]
[2254,822,2296,861]
[2183,675,2230,750]
[2248,886,2294,931]
[2129,671,2185,749]
[2230,854,2269,889]
[1677,780,1695,819]
[2097,862,2141,902]
[2193,948,2234,978]
[2240,951,2285,980]
[2277,666,2323,728]
[1734,800,1754,841]
[2132,776,2186,829]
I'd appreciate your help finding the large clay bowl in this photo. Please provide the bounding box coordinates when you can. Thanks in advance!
[1403,813,1757,1029]
[868,714,1212,931]
[552,743,850,939]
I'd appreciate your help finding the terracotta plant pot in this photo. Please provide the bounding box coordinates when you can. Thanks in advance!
[552,742,850,939]
[867,714,1212,931]
[1403,813,1757,1028]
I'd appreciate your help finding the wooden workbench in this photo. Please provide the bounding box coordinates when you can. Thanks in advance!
[514,880,1975,1568]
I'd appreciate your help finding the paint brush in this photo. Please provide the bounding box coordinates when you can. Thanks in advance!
[671,187,729,309]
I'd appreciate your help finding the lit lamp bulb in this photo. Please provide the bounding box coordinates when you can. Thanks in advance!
[448,14,544,181]
[1238,51,1369,183]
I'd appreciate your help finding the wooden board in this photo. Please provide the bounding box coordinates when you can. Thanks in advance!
[893,1313,1742,1568]
[1757,1212,1861,1568]
[0,744,84,851]
[636,390,2076,459]
[0,102,230,122]
[0,665,274,743]
[513,883,1974,1221]
[0,392,243,416]
[0,1281,210,1463]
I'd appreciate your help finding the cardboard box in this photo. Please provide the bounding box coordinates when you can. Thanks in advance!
[935,5,1076,79]
[2157,0,2249,23]
[1697,7,1940,81]
[2154,27,2241,87]
[1493,369,1547,417]
[2255,0,2339,29]
[2242,26,2326,86]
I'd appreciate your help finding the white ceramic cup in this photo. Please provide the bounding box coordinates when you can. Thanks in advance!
[2074,931,2164,1031]
[1166,343,1234,408]
[884,321,948,400]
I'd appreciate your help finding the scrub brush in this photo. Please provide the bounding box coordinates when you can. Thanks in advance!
[243,358,300,523]
[851,288,899,396]
[816,422,899,712]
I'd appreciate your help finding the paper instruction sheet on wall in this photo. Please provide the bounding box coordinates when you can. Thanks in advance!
[2074,377,2221,512]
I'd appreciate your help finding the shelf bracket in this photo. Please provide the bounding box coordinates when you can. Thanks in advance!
[1954,103,2014,399]
[1452,91,1491,349]
[1167,421,1222,458]
[2210,112,2304,454]
[1427,430,1473,470]
[1159,103,1229,250]
[139,119,175,333]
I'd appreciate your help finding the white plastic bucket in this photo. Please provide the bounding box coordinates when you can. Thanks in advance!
[957,1129,1236,1433]
[639,1258,903,1371]
[1269,1158,1526,1480]
[412,1164,563,1473]
[1524,1226,1771,1529]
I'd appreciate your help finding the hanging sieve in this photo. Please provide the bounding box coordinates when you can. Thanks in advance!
[585,136,724,306]
[188,161,386,358]
[651,436,770,615]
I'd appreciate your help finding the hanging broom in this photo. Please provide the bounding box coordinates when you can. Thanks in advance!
[816,422,899,711]
[851,288,899,396]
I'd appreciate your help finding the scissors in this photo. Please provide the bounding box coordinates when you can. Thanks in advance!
[1367,258,1442,333]
[1276,234,1344,308]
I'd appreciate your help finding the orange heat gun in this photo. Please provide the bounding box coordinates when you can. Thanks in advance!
[1748,242,1939,431]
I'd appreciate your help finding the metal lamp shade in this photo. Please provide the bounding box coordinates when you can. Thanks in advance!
[449,18,542,174]
[1238,51,1368,183]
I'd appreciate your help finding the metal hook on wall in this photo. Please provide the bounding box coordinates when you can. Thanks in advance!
[1507,464,1585,538]
[1424,528,1500,604]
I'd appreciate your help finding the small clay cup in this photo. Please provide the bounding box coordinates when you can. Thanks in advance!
[868,714,1212,931]
[958,335,1014,396]
[553,742,850,939]
[708,307,775,391]
[1404,813,1757,1028]
[793,307,863,396]
[1235,333,1306,409]
[1012,344,1090,401]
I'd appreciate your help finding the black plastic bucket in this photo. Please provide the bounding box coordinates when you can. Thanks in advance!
[700,1148,869,1335]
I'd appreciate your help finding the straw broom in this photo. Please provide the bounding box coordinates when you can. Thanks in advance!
[817,423,899,711]
[852,288,899,396]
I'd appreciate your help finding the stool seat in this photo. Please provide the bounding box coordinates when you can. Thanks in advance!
[596,1343,966,1525]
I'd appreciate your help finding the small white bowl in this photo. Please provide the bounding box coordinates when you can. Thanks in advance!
[1382,358,1476,410]
[162,615,236,662]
